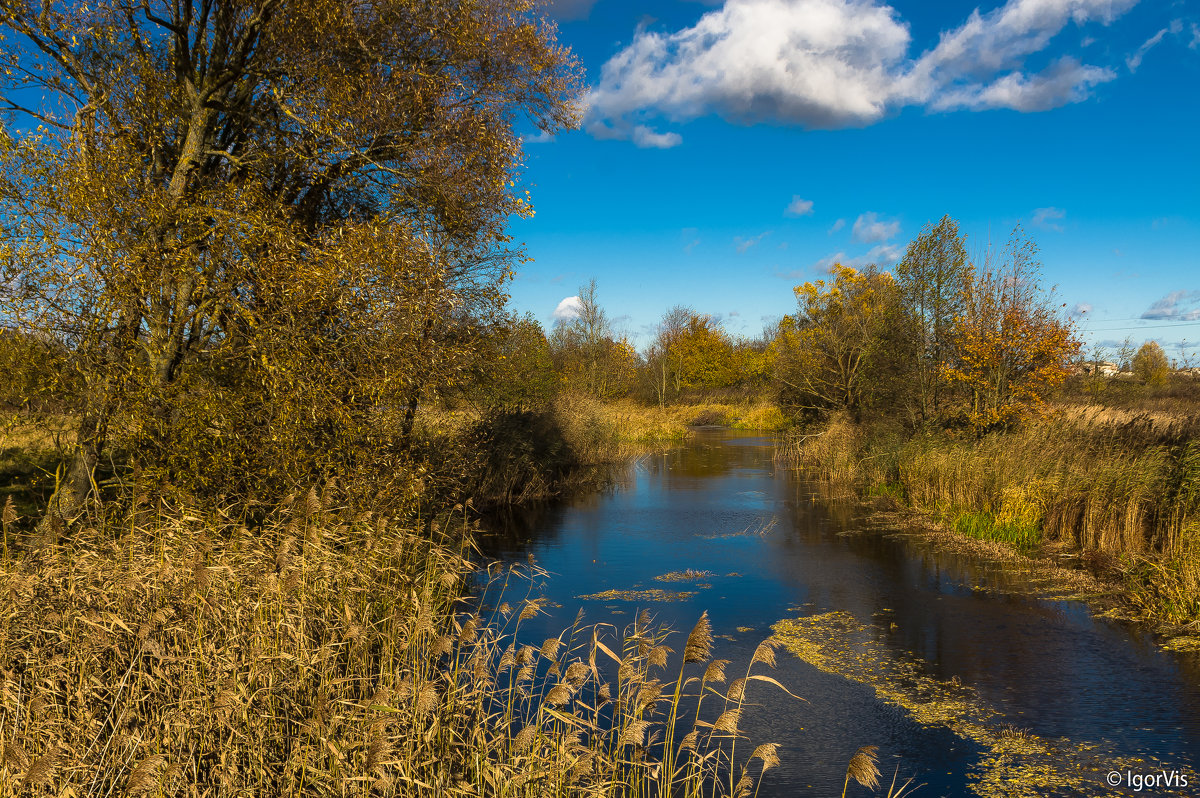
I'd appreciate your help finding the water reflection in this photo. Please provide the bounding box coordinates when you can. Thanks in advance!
[478,429,1200,796]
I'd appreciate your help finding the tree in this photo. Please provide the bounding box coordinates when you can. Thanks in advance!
[944,227,1079,433]
[774,264,898,417]
[0,0,582,518]
[549,280,637,399]
[1117,337,1137,373]
[669,313,737,391]
[645,305,692,406]
[894,215,972,424]
[474,313,557,411]
[1132,341,1170,387]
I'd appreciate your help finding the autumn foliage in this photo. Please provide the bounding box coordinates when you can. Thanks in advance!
[945,230,1079,432]
[774,264,898,417]
[773,222,1078,433]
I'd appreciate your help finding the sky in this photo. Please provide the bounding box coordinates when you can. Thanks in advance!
[506,0,1200,361]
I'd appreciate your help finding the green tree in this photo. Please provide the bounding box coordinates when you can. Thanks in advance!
[894,215,972,424]
[475,313,557,411]
[1132,341,1170,387]
[0,0,582,518]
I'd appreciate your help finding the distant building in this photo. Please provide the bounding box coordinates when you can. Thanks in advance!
[1079,361,1119,377]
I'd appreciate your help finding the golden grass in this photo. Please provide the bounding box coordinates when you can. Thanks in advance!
[0,495,795,796]
[777,414,1200,626]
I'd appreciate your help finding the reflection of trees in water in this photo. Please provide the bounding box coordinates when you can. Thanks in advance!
[477,462,632,557]
[647,433,777,482]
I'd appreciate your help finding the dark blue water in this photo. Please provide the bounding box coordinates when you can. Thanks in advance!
[479,429,1200,796]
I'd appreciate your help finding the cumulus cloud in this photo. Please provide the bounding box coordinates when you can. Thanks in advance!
[585,0,1133,145]
[785,196,815,216]
[1142,290,1200,321]
[852,212,900,244]
[828,218,846,234]
[1032,206,1066,231]
[553,296,583,321]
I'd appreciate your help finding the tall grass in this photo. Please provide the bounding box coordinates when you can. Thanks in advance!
[0,490,794,796]
[777,412,1200,625]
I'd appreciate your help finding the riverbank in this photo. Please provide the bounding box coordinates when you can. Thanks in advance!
[776,410,1200,636]
[0,401,795,796]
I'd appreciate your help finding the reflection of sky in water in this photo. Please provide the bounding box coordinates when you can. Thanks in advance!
[478,430,1200,797]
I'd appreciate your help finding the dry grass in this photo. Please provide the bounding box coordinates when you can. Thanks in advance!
[777,413,1200,626]
[0,493,794,797]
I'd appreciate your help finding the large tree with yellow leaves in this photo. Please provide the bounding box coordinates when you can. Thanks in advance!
[0,0,582,517]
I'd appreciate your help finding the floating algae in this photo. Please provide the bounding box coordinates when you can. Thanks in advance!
[772,611,1188,797]
[578,588,698,602]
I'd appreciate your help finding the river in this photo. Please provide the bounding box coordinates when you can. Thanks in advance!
[479,429,1200,796]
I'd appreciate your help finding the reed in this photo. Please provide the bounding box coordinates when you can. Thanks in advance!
[0,491,795,796]
[777,412,1200,625]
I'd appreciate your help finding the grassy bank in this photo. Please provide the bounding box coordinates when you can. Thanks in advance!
[0,399,803,796]
[777,411,1200,628]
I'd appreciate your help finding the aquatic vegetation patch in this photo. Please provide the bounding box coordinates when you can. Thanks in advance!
[772,611,1183,797]
[655,568,715,582]
[1161,635,1200,653]
[577,588,699,602]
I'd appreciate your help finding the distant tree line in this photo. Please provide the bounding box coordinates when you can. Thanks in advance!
[477,216,1091,436]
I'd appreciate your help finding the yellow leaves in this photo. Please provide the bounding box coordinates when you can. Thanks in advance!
[947,256,1079,434]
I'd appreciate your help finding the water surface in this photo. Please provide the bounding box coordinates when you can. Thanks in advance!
[480,429,1200,796]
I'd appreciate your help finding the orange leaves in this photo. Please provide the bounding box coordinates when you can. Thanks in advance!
[944,228,1079,434]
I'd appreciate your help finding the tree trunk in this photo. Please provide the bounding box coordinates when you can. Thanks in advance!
[37,314,138,531]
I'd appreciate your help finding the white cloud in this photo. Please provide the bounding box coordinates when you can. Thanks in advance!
[828,218,846,234]
[1071,302,1092,317]
[585,0,1134,145]
[1032,206,1066,231]
[734,231,771,252]
[521,130,556,144]
[813,242,902,271]
[1142,290,1200,321]
[1126,26,1169,72]
[785,196,815,216]
[632,125,683,149]
[1191,23,1200,50]
[553,296,583,321]
[852,212,900,243]
[929,57,1115,112]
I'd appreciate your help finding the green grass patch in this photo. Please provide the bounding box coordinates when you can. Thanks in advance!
[951,510,1041,554]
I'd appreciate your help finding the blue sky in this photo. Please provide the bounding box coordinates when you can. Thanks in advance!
[507,0,1200,361]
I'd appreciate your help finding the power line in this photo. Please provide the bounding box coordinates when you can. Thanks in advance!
[1080,321,1200,332]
